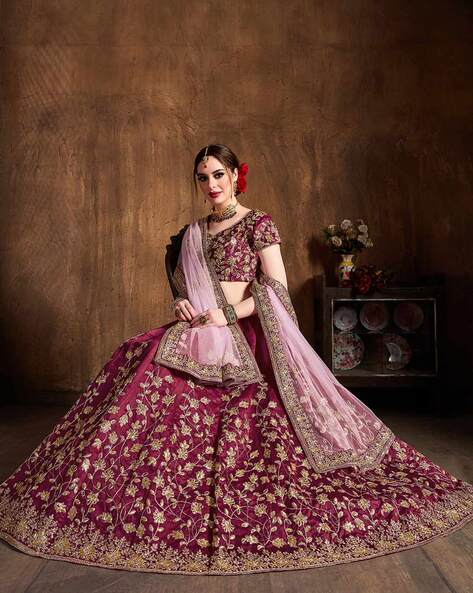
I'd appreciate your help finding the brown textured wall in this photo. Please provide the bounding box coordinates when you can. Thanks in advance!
[0,1,472,401]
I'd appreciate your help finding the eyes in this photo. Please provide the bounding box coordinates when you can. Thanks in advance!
[197,172,224,182]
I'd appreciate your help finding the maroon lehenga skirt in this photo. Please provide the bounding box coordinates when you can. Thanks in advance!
[1,315,473,575]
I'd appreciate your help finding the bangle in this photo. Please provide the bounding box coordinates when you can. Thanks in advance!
[172,296,185,312]
[222,304,238,325]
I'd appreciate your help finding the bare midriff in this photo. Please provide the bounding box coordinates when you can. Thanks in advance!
[220,280,253,305]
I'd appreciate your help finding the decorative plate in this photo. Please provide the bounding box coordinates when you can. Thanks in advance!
[333,332,365,370]
[360,302,390,331]
[381,333,412,370]
[333,306,358,331]
[393,302,424,332]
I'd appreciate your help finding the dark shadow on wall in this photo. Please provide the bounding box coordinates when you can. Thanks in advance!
[0,282,81,407]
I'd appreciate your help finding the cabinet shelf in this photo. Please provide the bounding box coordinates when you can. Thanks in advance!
[314,273,445,390]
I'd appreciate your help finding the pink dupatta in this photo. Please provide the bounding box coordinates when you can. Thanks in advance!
[154,220,264,387]
[154,219,395,473]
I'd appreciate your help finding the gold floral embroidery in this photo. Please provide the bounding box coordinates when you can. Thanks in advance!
[206,210,280,282]
[252,215,281,252]
[2,487,473,575]
[1,337,473,575]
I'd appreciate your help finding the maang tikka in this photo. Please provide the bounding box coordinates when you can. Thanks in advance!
[202,145,209,167]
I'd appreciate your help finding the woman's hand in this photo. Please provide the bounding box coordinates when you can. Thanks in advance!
[174,298,198,322]
[189,308,228,328]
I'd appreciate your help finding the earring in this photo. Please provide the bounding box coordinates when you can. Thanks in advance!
[233,180,237,196]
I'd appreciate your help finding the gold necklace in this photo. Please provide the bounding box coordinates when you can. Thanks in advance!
[209,200,240,222]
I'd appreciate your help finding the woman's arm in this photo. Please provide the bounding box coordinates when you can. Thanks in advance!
[257,243,288,289]
[234,244,288,319]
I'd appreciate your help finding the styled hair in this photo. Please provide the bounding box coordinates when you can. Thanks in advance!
[192,144,241,198]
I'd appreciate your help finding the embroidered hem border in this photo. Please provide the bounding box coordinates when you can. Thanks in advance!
[1,486,473,575]
[153,321,264,387]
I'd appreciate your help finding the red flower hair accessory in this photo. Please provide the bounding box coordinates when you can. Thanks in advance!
[236,162,249,193]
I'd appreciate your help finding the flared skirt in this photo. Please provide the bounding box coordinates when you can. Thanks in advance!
[0,315,473,575]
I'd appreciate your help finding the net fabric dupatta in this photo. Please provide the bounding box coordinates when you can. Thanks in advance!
[251,275,395,473]
[154,220,264,387]
[154,218,395,473]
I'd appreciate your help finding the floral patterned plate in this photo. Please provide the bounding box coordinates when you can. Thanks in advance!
[360,302,390,331]
[333,332,365,370]
[393,302,424,332]
[333,306,358,331]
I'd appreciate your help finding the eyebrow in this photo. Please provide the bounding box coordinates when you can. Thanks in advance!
[197,168,224,176]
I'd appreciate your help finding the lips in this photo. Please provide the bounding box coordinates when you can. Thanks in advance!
[209,191,221,198]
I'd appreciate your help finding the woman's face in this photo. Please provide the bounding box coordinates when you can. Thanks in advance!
[196,156,238,207]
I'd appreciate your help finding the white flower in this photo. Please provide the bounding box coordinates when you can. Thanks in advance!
[331,236,343,247]
[357,234,368,245]
[327,224,337,234]
[340,219,352,231]
[366,238,373,247]
[358,224,368,234]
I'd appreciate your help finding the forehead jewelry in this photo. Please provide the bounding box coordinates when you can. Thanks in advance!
[202,145,209,167]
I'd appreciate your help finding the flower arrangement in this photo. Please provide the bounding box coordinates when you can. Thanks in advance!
[347,264,394,294]
[322,219,374,254]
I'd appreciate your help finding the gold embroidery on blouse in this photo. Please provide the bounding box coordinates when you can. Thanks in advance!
[206,210,281,282]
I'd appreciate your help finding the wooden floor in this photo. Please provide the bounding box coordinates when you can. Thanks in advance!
[1,397,472,593]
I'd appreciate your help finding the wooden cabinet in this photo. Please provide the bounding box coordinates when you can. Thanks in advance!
[314,274,445,390]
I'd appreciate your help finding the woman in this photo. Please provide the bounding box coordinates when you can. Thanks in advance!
[0,144,472,575]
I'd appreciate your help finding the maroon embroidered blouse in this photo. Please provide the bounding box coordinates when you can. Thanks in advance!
[206,209,281,282]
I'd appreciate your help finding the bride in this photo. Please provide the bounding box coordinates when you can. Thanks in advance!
[0,143,472,575]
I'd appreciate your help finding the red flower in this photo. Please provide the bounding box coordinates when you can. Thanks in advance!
[237,162,249,193]
[348,264,394,296]
[358,275,372,294]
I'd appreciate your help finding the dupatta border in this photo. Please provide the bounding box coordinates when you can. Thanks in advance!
[257,272,299,327]
[250,276,396,473]
[153,220,264,387]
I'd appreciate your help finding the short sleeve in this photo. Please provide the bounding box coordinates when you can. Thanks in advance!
[253,214,281,252]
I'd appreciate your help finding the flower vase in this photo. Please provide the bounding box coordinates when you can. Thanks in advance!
[338,253,356,286]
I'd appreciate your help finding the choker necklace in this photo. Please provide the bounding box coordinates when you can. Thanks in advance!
[209,200,240,222]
